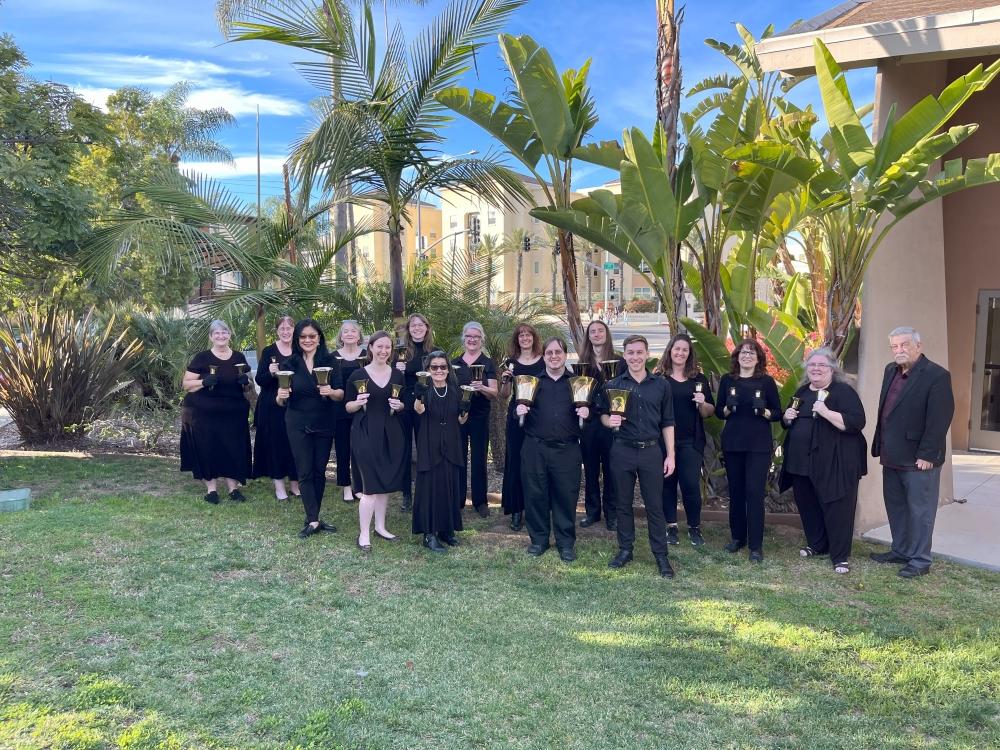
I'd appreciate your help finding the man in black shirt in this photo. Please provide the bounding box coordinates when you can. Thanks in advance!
[598,335,676,578]
[517,337,589,562]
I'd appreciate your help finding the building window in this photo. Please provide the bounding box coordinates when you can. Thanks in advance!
[633,287,652,298]
[430,232,437,239]
[638,260,651,273]
[487,208,497,225]
[533,261,540,274]
[449,216,458,229]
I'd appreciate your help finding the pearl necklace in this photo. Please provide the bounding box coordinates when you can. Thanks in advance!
[434,384,448,398]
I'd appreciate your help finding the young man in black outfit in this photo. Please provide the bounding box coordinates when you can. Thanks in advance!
[598,335,677,578]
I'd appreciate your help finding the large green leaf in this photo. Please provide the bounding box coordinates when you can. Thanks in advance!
[681,317,732,378]
[437,86,543,170]
[889,153,1000,221]
[813,39,873,178]
[571,139,625,169]
[746,304,807,376]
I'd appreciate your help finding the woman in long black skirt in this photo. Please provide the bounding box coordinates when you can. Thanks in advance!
[333,320,364,502]
[345,330,406,551]
[180,319,252,503]
[252,314,300,501]
[396,312,433,511]
[276,319,342,539]
[498,323,544,531]
[412,350,467,552]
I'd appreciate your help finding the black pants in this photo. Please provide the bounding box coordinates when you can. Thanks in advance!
[460,411,490,509]
[286,419,334,524]
[521,436,581,551]
[333,418,352,487]
[724,451,770,551]
[582,420,615,522]
[610,442,668,557]
[400,408,419,498]
[663,442,703,528]
[792,474,858,564]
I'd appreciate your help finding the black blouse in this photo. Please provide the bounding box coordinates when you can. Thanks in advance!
[452,353,497,418]
[183,350,250,414]
[332,350,364,421]
[714,373,781,454]
[283,351,340,427]
[666,373,714,450]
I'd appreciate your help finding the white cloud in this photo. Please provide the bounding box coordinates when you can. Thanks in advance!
[182,156,289,178]
[186,87,305,117]
[72,86,117,110]
[46,53,271,89]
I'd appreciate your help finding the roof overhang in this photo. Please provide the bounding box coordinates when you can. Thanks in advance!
[757,5,1000,75]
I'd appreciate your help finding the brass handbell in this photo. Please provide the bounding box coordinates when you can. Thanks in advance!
[791,396,801,411]
[460,384,475,414]
[356,377,369,410]
[235,362,248,375]
[606,388,631,432]
[389,382,403,415]
[817,388,829,403]
[314,366,332,386]
[600,359,619,381]
[277,371,294,390]
[394,340,409,364]
[514,374,540,427]
[570,362,588,377]
[470,363,485,382]
[207,364,218,389]
[569,375,595,428]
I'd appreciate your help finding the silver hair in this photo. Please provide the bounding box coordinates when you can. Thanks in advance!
[799,347,847,386]
[208,319,231,336]
[337,319,363,347]
[888,326,921,344]
[462,321,486,340]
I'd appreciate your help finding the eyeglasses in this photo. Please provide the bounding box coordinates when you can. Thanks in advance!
[465,335,482,341]
[808,363,832,369]
[299,333,319,340]
[428,364,449,371]
[738,349,757,356]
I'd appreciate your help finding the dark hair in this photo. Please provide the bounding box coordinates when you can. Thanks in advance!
[579,320,614,368]
[275,314,295,330]
[729,338,767,378]
[423,349,458,388]
[290,319,329,363]
[656,333,699,379]
[507,323,542,359]
[622,334,649,352]
[403,313,434,358]
[542,336,568,354]
[367,330,393,361]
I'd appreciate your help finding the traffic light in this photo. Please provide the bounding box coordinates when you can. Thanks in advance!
[470,217,481,245]
[609,278,616,291]
[523,236,531,252]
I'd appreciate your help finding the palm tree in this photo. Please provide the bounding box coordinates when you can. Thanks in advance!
[222,0,532,323]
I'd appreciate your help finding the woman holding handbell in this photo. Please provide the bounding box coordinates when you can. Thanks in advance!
[180,319,252,504]
[345,330,406,551]
[412,350,467,552]
[452,321,498,518]
[333,320,364,502]
[275,319,342,539]
[779,348,867,574]
[252,314,300,501]
[499,324,545,531]
[396,313,433,511]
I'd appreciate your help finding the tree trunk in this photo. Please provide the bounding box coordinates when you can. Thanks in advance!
[656,0,683,174]
[389,229,405,321]
[559,231,585,351]
[255,302,266,361]
[515,249,523,312]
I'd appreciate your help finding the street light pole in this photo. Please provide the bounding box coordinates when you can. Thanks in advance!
[415,149,477,260]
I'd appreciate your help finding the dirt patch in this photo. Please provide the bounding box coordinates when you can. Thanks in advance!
[211,569,261,583]
[85,632,127,649]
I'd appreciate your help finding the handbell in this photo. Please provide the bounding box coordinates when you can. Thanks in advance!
[791,396,801,410]
[416,371,431,387]
[277,371,294,390]
[394,340,409,364]
[460,384,475,414]
[514,374,540,427]
[570,375,595,428]
[606,387,631,432]
[600,359,619,381]
[694,382,703,394]
[356,377,369,411]
[389,382,403,416]
[470,363,485,382]
[817,389,829,403]
[570,362,588,377]
[207,364,218,389]
[314,366,332,386]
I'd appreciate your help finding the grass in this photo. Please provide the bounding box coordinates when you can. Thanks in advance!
[0,451,998,750]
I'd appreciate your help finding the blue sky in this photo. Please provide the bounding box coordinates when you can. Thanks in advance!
[2,0,874,203]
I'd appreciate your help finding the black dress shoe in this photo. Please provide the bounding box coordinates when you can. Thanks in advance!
[870,550,909,564]
[579,517,600,528]
[898,564,929,578]
[423,534,446,553]
[749,549,764,563]
[558,548,577,563]
[608,549,633,569]
[666,526,679,545]
[298,523,320,539]
[230,489,247,502]
[688,527,705,546]
[475,505,490,518]
[526,543,548,556]
[356,536,371,553]
[400,493,413,512]
[724,539,746,553]
[441,533,460,547]
[510,511,523,531]
[655,555,675,579]
[606,519,617,532]
[204,491,220,505]
[318,520,337,533]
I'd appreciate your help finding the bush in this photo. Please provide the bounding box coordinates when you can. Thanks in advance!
[625,298,657,313]
[126,313,208,408]
[0,304,142,444]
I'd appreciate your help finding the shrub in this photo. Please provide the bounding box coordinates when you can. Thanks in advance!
[126,313,208,408]
[625,298,657,313]
[0,304,142,444]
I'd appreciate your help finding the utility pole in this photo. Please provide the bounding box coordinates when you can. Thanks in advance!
[282,163,296,264]
[551,239,558,304]
[603,249,610,315]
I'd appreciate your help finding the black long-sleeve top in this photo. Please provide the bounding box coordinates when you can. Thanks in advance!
[282,351,340,432]
[667,373,715,451]
[254,343,291,394]
[332,351,363,422]
[524,371,583,442]
[595,369,674,442]
[714,373,781,453]
[401,340,428,407]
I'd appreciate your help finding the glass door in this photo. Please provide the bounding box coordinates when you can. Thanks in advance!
[970,290,1000,451]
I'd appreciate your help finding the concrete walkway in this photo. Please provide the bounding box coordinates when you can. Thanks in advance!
[863,451,1000,572]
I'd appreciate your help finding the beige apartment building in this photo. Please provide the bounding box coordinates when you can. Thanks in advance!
[351,202,443,282]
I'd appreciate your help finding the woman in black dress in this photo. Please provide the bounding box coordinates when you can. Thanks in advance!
[578,320,624,530]
[276,319,342,539]
[333,320,364,502]
[499,323,544,531]
[715,338,781,562]
[180,319,252,503]
[412,350,467,552]
[396,313,434,511]
[345,330,406,551]
[452,321,498,518]
[252,314,300,501]
[654,333,715,546]
[779,348,867,574]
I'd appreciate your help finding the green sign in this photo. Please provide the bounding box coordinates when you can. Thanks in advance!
[602,262,615,271]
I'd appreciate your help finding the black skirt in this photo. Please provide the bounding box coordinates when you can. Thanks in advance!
[180,404,251,483]
[412,463,464,535]
[252,393,298,480]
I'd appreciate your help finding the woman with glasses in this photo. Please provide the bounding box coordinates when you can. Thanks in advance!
[715,339,781,562]
[498,323,545,531]
[452,321,498,518]
[779,348,867,574]
[252,314,300,501]
[275,319,342,538]
[345,330,406,551]
[333,320,364,502]
[180,319,252,504]
[412,350,467,552]
[396,313,434,512]
[577,319,625,530]
[653,333,715,546]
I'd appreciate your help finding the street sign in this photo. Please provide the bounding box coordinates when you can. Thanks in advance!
[602,262,615,271]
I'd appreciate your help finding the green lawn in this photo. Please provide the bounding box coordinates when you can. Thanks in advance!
[1,452,998,750]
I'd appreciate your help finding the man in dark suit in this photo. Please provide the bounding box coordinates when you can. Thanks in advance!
[870,327,954,578]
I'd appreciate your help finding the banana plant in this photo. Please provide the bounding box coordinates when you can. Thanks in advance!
[728,38,1000,356]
